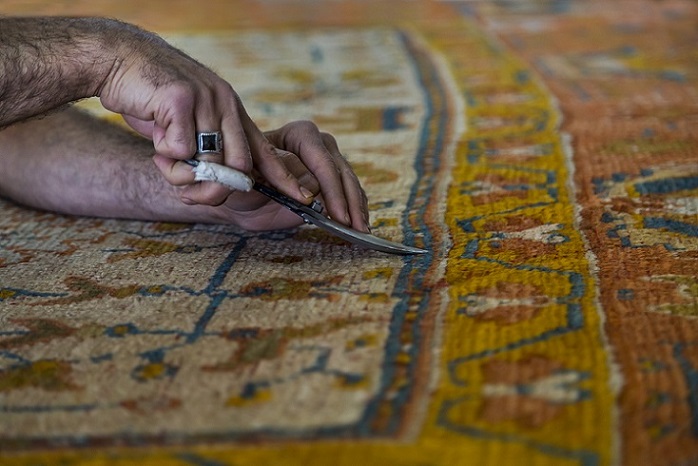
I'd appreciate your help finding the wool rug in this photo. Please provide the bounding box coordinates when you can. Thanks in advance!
[0,1,696,465]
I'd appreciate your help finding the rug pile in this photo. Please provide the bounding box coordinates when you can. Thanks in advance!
[1,1,696,465]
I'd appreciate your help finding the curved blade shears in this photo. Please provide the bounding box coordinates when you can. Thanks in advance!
[184,159,427,255]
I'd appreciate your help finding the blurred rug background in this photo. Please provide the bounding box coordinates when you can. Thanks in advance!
[0,1,696,465]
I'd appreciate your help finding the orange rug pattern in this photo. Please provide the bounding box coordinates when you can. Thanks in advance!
[0,1,696,465]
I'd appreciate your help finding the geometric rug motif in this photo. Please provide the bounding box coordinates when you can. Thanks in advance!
[1,1,696,465]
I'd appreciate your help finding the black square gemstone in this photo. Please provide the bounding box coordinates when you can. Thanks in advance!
[200,133,219,152]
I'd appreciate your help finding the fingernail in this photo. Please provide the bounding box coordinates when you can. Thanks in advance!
[300,186,314,199]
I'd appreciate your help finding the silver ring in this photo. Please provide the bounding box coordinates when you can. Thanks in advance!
[196,131,223,154]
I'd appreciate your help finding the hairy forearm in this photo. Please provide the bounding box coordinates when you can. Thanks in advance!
[0,17,148,128]
[0,108,223,222]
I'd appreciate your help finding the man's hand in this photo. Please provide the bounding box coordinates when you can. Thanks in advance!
[96,21,367,229]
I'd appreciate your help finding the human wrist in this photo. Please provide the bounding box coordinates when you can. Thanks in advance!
[0,17,127,126]
[73,17,139,99]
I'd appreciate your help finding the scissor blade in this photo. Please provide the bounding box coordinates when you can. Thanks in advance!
[299,211,427,255]
[253,183,427,255]
[182,161,426,254]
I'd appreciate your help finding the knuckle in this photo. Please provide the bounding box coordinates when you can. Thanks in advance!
[320,132,337,146]
[216,82,242,111]
[262,140,278,156]
[254,142,280,167]
[167,81,196,108]
[294,120,319,134]
[215,79,235,94]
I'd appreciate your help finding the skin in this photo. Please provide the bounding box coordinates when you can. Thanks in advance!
[0,17,369,231]
[0,108,352,231]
